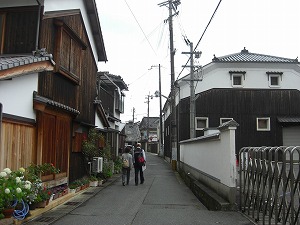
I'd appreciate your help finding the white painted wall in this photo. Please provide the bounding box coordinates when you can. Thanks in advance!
[0,73,38,119]
[180,126,237,188]
[178,63,300,101]
[95,112,105,129]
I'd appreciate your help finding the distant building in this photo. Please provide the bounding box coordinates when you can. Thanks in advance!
[139,117,159,153]
[124,121,141,147]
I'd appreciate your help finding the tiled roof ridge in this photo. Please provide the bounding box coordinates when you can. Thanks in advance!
[212,47,298,63]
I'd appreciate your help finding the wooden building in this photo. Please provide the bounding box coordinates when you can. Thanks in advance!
[0,0,107,183]
[139,117,159,153]
[163,48,300,159]
[95,72,128,159]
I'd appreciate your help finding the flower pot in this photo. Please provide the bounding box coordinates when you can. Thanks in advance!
[2,208,15,218]
[63,189,68,195]
[29,203,37,210]
[36,201,47,208]
[89,181,98,187]
[98,180,103,186]
[69,188,76,194]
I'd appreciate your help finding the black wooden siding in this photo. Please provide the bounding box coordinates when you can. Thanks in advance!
[38,13,99,181]
[39,14,97,124]
[1,6,38,54]
[178,88,300,154]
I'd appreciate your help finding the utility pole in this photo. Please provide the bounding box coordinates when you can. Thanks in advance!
[158,0,180,164]
[182,42,202,139]
[158,64,163,156]
[132,107,135,123]
[145,94,153,152]
[149,64,164,156]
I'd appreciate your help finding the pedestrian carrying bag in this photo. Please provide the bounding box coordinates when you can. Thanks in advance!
[137,152,145,165]
[122,158,129,168]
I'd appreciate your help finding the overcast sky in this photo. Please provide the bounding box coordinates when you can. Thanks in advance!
[96,0,300,123]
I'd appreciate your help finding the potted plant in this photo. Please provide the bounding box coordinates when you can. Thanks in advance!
[35,187,51,208]
[26,163,60,181]
[82,128,101,162]
[0,167,32,218]
[68,183,78,193]
[89,176,98,187]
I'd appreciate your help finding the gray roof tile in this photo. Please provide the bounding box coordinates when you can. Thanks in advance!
[0,55,54,71]
[213,48,298,63]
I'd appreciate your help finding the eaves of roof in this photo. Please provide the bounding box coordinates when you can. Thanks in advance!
[94,100,110,128]
[98,72,128,91]
[83,0,107,62]
[33,91,80,116]
[212,48,299,64]
[277,117,300,123]
[0,55,55,80]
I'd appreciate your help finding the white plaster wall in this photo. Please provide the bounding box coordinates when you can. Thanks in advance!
[0,74,38,119]
[179,64,300,100]
[95,112,105,129]
[180,127,237,188]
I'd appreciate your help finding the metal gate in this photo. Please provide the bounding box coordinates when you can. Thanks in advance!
[239,146,300,225]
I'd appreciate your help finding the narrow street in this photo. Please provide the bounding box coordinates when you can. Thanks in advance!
[26,153,254,225]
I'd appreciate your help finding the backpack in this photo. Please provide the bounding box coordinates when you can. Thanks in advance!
[122,158,129,168]
[135,150,145,166]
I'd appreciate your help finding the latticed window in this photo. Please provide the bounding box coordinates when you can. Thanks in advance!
[54,19,87,84]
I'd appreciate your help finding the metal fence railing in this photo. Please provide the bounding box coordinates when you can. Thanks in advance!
[239,146,300,225]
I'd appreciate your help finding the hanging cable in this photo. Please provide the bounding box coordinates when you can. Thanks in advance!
[176,0,223,80]
[124,0,157,56]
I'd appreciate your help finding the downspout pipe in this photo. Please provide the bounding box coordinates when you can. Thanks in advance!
[35,0,42,51]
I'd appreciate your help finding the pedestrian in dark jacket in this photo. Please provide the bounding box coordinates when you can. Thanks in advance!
[133,143,146,186]
[121,146,133,186]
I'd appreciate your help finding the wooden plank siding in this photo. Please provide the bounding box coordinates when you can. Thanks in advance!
[0,6,38,54]
[163,115,172,159]
[39,13,98,123]
[0,121,36,171]
[100,87,114,116]
[177,88,300,154]
[37,13,99,181]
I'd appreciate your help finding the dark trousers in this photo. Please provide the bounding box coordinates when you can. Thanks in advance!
[134,166,144,185]
[122,167,130,184]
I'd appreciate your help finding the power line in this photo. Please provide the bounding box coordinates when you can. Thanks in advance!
[124,0,157,56]
[176,0,223,80]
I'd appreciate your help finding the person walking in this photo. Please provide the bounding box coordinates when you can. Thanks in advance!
[133,143,146,186]
[121,146,133,186]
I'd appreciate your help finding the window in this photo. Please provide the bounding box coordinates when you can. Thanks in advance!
[220,118,233,125]
[257,117,270,131]
[229,71,246,88]
[54,19,87,84]
[195,117,208,130]
[267,72,282,88]
[115,91,125,113]
[269,75,280,87]
[0,7,38,54]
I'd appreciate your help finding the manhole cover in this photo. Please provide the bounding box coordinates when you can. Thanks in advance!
[64,201,81,205]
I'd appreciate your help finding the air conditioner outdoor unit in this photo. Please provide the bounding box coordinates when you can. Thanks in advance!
[92,157,103,173]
